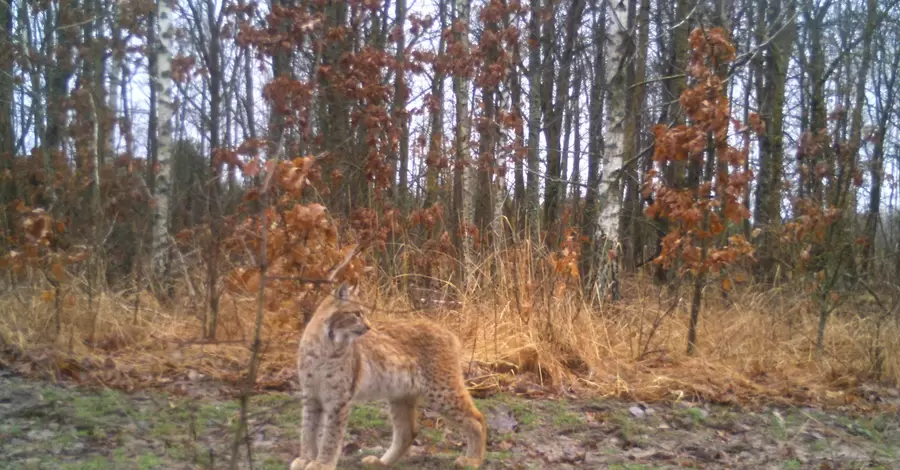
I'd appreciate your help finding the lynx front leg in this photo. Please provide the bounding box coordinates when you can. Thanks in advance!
[305,401,352,470]
[290,398,323,470]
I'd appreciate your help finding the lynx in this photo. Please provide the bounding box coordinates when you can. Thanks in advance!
[289,283,487,470]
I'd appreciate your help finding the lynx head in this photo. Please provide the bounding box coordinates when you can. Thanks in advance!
[319,282,371,345]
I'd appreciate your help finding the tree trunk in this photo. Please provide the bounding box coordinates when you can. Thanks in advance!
[863,21,898,275]
[844,0,876,207]
[21,2,48,204]
[151,0,176,297]
[545,0,585,246]
[619,0,649,270]
[322,0,354,214]
[393,0,409,207]
[538,0,555,241]
[0,0,13,214]
[579,0,606,296]
[206,0,225,336]
[452,0,475,290]
[242,48,257,140]
[800,0,827,203]
[509,17,526,230]
[569,64,583,224]
[108,3,124,159]
[525,0,541,241]
[45,0,77,155]
[590,0,628,301]
[424,0,446,209]
[477,0,503,252]
[753,0,795,281]
[650,0,689,284]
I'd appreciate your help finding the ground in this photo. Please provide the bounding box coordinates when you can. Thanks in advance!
[1,371,897,470]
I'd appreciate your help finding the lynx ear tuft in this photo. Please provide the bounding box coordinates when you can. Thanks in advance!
[335,282,351,301]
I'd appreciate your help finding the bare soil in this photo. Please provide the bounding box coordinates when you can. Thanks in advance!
[1,371,897,470]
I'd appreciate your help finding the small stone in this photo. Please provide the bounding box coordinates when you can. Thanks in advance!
[629,406,646,418]
[533,435,585,463]
[485,404,518,434]
[801,431,825,441]
[626,448,657,460]
[26,429,55,440]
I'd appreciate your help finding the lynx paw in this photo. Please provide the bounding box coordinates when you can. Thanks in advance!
[289,458,309,470]
[361,455,386,467]
[454,456,482,468]
[304,462,336,470]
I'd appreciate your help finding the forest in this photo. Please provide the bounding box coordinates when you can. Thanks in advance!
[1,0,900,467]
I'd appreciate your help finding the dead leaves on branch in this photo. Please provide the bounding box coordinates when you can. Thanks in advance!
[1,206,89,283]
[221,153,364,314]
[644,27,756,278]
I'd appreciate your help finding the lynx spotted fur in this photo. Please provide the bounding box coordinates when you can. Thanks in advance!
[289,283,487,470]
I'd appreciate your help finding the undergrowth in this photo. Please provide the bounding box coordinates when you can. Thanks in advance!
[0,263,898,408]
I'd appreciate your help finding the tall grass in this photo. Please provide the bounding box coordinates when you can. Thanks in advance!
[1,247,897,405]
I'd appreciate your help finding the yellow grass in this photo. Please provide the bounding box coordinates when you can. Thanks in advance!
[0,269,897,409]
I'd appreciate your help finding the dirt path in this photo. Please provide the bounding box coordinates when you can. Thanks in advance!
[1,372,897,470]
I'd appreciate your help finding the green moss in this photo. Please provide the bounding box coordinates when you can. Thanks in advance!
[349,403,387,429]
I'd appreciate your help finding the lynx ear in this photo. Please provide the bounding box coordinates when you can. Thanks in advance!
[334,282,355,300]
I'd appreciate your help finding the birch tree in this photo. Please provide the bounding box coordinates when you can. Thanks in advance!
[151,0,176,287]
[589,0,629,301]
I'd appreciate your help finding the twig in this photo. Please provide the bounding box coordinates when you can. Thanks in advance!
[169,235,198,300]
[228,135,284,470]
[325,244,361,281]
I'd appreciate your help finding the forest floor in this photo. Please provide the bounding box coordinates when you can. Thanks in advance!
[1,369,899,470]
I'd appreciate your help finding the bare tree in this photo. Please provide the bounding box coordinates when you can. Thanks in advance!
[425,0,447,209]
[579,0,606,296]
[452,0,475,290]
[863,22,900,275]
[0,0,13,216]
[525,0,542,241]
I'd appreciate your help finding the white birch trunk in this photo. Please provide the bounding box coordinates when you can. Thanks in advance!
[151,0,176,280]
[591,0,628,300]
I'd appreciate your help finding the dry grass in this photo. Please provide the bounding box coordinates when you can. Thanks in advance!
[1,267,898,409]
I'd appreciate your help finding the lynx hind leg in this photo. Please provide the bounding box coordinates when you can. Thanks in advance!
[427,378,486,468]
[361,397,419,467]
